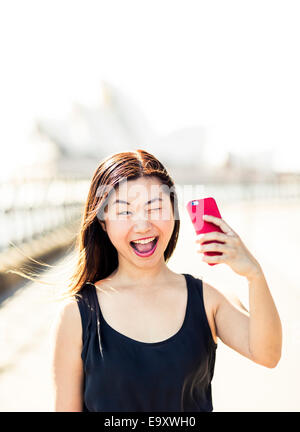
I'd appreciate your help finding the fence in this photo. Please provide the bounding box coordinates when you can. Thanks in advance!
[1,178,300,255]
[202,181,300,203]
[0,176,89,253]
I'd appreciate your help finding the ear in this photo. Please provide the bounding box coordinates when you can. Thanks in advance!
[99,220,107,232]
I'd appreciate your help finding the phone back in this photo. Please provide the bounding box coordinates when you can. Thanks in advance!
[186,197,222,235]
[186,197,223,266]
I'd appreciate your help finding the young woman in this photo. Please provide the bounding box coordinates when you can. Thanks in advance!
[50,149,282,412]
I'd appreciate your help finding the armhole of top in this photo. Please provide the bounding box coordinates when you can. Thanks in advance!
[192,276,217,348]
[75,291,89,345]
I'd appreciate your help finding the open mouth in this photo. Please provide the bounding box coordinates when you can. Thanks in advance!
[130,236,159,256]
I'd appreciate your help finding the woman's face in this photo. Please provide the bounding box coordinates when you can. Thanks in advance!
[99,177,175,266]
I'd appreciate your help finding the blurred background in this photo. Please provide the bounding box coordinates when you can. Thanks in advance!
[0,0,299,411]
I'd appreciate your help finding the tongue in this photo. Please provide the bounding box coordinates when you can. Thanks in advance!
[132,240,155,253]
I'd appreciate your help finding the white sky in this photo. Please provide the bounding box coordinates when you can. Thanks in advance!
[1,0,300,176]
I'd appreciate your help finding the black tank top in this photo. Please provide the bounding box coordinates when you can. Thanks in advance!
[76,273,217,412]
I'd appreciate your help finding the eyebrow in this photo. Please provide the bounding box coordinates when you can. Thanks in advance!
[112,197,163,206]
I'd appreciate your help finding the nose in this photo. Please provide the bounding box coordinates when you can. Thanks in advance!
[132,211,152,233]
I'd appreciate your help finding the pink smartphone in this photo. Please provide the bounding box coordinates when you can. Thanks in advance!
[186,197,224,266]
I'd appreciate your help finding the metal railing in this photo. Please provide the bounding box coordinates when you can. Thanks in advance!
[203,181,300,203]
[0,176,90,253]
[1,178,299,254]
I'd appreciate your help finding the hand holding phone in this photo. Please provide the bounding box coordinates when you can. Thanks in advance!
[186,197,224,266]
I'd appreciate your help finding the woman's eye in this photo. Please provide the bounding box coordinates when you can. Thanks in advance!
[118,211,131,215]
[118,208,161,216]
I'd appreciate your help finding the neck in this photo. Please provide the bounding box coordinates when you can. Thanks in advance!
[111,259,174,289]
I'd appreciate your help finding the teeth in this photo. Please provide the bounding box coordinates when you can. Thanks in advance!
[132,236,156,244]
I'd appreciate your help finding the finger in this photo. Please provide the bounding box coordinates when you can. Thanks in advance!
[196,231,228,244]
[198,242,228,253]
[203,214,236,236]
[201,253,224,263]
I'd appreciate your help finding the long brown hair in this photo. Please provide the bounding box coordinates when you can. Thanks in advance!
[6,149,180,301]
[7,149,213,408]
[59,149,180,299]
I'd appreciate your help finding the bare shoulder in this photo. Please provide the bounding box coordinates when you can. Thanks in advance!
[50,297,82,346]
[202,281,248,313]
[54,297,82,323]
[50,297,84,412]
[201,280,248,345]
[202,281,220,316]
[201,281,219,344]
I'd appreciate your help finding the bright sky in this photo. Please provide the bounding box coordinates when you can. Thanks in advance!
[1,0,300,177]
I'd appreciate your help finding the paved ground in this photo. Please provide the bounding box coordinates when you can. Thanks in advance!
[0,199,299,411]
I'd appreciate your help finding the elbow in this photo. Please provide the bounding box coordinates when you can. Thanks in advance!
[250,335,282,369]
[252,351,282,369]
[264,357,281,369]
[265,341,282,368]
[267,352,282,368]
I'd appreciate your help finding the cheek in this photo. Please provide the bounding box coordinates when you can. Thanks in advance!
[157,219,175,240]
[105,217,174,249]
[106,221,129,247]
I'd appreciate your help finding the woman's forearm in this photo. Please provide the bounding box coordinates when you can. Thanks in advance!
[247,266,282,367]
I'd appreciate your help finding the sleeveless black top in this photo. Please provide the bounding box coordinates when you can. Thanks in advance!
[76,273,217,412]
